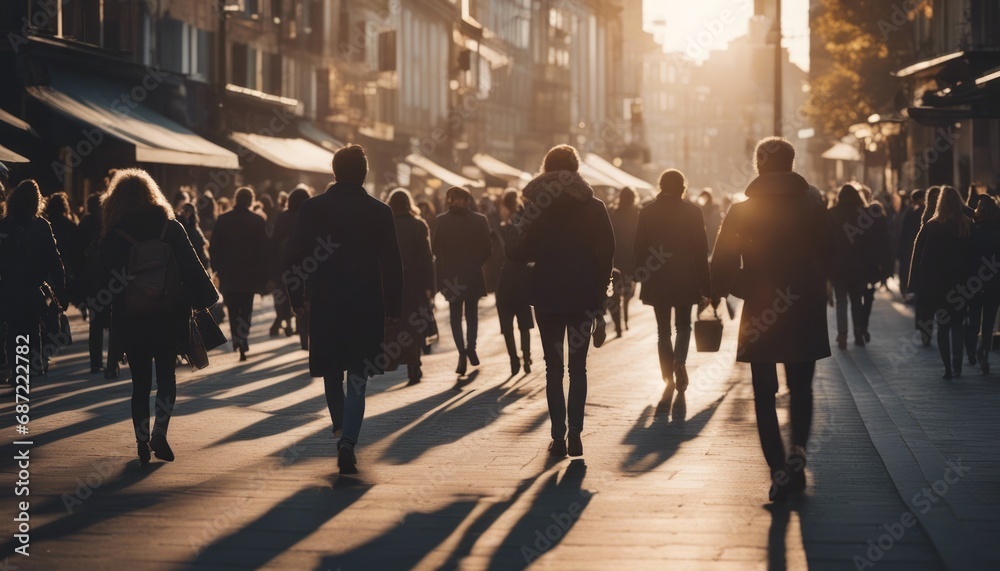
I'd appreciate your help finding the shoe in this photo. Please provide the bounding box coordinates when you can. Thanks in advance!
[864,330,871,343]
[407,363,422,386]
[854,336,865,347]
[548,439,567,458]
[284,326,294,337]
[90,365,103,374]
[523,355,531,374]
[137,440,151,464]
[953,361,962,377]
[980,348,990,375]
[674,364,689,393]
[510,358,521,376]
[968,352,978,366]
[567,431,583,457]
[942,368,953,380]
[239,348,247,362]
[467,349,480,367]
[338,443,357,473]
[149,430,174,462]
[593,318,607,348]
[104,364,120,380]
[921,332,932,347]
[836,334,848,350]
[456,352,468,376]
[786,447,807,494]
[269,324,280,337]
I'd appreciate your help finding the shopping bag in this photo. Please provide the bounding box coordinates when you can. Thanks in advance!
[195,309,228,351]
[694,307,724,352]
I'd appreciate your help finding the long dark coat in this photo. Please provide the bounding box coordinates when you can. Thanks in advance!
[98,207,219,360]
[610,204,639,274]
[284,182,403,377]
[48,215,82,303]
[828,187,875,287]
[394,212,435,341]
[908,218,974,308]
[432,206,492,301]
[497,214,532,308]
[0,216,65,322]
[209,204,269,294]
[506,171,615,314]
[711,172,833,363]
[633,194,711,308]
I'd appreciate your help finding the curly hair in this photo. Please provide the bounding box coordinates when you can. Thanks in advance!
[101,168,174,236]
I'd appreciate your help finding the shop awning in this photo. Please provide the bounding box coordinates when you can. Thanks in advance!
[821,142,862,162]
[0,108,32,133]
[472,153,532,184]
[0,143,29,163]
[893,51,965,78]
[583,153,655,192]
[405,154,482,188]
[230,132,335,175]
[297,121,345,153]
[27,73,239,169]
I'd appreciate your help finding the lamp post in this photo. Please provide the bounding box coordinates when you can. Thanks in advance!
[773,0,782,136]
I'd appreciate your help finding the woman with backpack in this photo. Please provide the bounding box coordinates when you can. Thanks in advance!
[98,169,218,463]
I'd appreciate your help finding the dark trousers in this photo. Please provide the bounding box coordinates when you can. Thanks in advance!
[860,286,875,333]
[449,298,479,353]
[936,305,965,371]
[750,361,815,471]
[224,292,255,351]
[653,304,693,380]
[608,274,635,333]
[536,311,593,440]
[916,299,935,339]
[324,364,368,447]
[497,300,533,361]
[833,281,865,338]
[965,295,1000,361]
[126,341,177,442]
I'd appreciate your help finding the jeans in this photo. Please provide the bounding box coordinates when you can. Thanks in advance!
[126,341,177,443]
[833,281,865,338]
[965,295,1000,361]
[750,361,815,470]
[936,305,965,371]
[224,292,255,351]
[652,304,693,380]
[449,298,479,354]
[536,311,593,440]
[608,273,635,333]
[324,365,369,448]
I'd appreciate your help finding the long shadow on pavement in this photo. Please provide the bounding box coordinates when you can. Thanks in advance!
[619,393,725,473]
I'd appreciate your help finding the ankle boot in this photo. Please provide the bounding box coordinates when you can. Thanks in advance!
[521,330,532,373]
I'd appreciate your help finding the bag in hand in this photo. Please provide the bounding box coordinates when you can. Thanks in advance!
[194,309,228,351]
[186,316,210,370]
[694,307,724,352]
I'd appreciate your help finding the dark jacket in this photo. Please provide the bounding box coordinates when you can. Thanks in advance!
[908,218,974,307]
[633,194,711,308]
[711,172,833,363]
[209,205,269,294]
[48,215,82,303]
[506,170,615,314]
[98,208,218,358]
[432,206,493,301]
[284,182,403,377]
[609,204,639,273]
[0,216,65,321]
[898,205,924,261]
[394,213,435,340]
[497,213,532,308]
[972,219,1000,299]
[827,187,874,287]
[179,215,210,271]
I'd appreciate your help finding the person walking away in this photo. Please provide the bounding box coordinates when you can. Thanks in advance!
[178,203,210,270]
[432,186,492,375]
[210,187,269,361]
[0,180,65,384]
[897,189,925,298]
[608,187,640,336]
[966,196,1000,373]
[79,193,112,374]
[699,190,723,254]
[283,144,403,473]
[912,186,942,345]
[506,145,615,458]
[43,192,82,312]
[633,169,713,401]
[828,184,872,349]
[97,169,218,462]
[388,188,435,385]
[271,185,311,346]
[496,189,534,376]
[860,197,895,343]
[711,137,833,501]
[910,186,975,378]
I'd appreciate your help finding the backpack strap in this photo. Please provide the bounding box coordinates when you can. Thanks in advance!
[116,228,139,246]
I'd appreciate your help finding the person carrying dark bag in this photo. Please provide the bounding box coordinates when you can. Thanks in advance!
[98,169,219,464]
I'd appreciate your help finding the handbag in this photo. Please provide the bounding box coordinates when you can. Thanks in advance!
[194,309,228,351]
[59,313,73,345]
[185,315,210,371]
[694,307,724,352]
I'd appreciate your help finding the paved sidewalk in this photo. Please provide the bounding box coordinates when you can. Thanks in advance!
[1,291,996,570]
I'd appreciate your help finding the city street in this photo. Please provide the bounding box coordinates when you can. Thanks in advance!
[2,289,998,570]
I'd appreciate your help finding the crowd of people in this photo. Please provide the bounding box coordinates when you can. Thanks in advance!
[0,135,997,501]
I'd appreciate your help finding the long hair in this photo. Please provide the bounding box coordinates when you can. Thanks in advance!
[388,187,419,216]
[922,186,941,226]
[287,186,311,212]
[5,179,43,222]
[101,168,174,236]
[931,185,972,237]
[44,192,72,221]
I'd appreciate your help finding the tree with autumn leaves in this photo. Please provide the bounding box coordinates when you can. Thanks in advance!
[806,0,922,136]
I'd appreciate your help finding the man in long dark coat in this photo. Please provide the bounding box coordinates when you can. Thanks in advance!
[284,144,403,473]
[711,137,834,502]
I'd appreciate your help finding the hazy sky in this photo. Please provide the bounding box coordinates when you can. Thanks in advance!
[644,0,811,71]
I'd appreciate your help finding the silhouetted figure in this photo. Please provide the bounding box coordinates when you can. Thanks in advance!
[608,187,639,336]
[43,192,82,308]
[913,186,942,346]
[496,189,534,376]
[432,186,492,376]
[0,180,65,383]
[633,169,712,400]
[283,144,403,473]
[897,191,924,298]
[388,188,435,385]
[909,186,974,379]
[507,145,615,459]
[79,193,109,374]
[966,196,1000,373]
[210,187,269,361]
[98,169,218,463]
[699,189,722,254]
[711,137,833,501]
[178,203,210,270]
[828,183,871,349]
[270,185,311,345]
